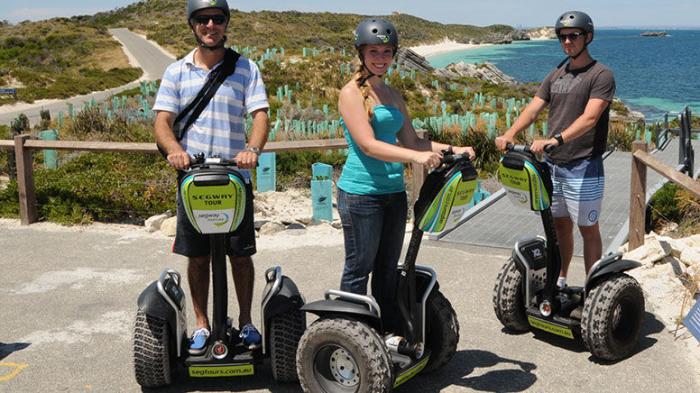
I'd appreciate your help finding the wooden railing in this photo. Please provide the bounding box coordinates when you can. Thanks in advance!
[629,140,700,250]
[1,131,428,225]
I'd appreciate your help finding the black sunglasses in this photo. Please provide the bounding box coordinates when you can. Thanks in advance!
[192,15,227,25]
[557,31,585,42]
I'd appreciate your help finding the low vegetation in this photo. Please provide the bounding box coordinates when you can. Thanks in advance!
[0,18,142,104]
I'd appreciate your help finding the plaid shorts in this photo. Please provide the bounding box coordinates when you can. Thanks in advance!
[546,156,605,227]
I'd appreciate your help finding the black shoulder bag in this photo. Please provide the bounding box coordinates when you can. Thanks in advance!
[157,48,241,159]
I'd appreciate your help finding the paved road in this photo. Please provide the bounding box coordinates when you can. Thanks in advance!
[1,222,698,392]
[0,28,173,127]
[441,138,700,256]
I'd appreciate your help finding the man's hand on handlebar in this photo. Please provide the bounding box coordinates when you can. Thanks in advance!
[167,150,191,170]
[235,150,259,169]
[530,138,558,154]
[495,135,514,152]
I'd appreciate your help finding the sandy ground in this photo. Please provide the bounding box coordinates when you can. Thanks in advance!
[409,38,491,58]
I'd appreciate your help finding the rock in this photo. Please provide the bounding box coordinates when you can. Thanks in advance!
[624,234,671,267]
[680,247,700,267]
[641,31,668,37]
[145,212,172,232]
[160,216,177,237]
[295,216,313,225]
[395,48,434,73]
[522,27,556,40]
[259,221,285,235]
[286,222,306,230]
[434,61,516,85]
[254,219,269,230]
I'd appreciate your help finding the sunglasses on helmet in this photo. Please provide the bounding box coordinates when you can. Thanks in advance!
[192,14,227,25]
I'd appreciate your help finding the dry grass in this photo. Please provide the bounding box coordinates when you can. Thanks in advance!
[88,46,131,70]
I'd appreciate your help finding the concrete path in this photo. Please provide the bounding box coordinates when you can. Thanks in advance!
[0,28,173,127]
[1,221,698,392]
[440,138,700,256]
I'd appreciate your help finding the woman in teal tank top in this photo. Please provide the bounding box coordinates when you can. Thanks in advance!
[337,18,476,333]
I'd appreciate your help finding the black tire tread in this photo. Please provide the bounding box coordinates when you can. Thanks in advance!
[493,258,530,331]
[270,310,306,382]
[581,273,645,361]
[133,310,171,387]
[423,291,459,373]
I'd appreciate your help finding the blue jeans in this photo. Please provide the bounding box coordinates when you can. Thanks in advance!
[338,189,407,332]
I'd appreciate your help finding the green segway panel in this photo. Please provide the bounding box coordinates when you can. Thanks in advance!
[180,168,247,234]
[498,152,551,211]
[417,160,478,233]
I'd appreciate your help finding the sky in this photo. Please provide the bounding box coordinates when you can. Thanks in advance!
[1,0,699,28]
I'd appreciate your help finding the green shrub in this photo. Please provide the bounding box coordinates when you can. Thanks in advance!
[649,183,682,224]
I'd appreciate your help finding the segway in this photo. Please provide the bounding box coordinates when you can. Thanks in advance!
[492,144,645,360]
[133,155,306,387]
[296,150,478,392]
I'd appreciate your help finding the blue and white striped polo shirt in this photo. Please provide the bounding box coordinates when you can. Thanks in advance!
[153,49,269,162]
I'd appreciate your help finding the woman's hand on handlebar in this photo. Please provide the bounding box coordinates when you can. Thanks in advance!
[452,146,476,160]
[530,137,558,154]
[167,150,191,170]
[414,150,443,169]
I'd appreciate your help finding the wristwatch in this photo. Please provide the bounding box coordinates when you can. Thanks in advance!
[245,146,261,156]
[553,133,564,146]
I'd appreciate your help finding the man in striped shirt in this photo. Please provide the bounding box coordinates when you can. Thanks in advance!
[153,0,269,354]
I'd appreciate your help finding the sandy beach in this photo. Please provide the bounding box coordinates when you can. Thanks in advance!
[409,37,491,58]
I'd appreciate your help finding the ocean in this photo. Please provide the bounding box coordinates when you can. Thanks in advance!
[427,30,700,121]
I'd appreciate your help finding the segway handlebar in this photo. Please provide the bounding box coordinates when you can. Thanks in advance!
[189,153,238,168]
[505,143,556,154]
[440,148,472,165]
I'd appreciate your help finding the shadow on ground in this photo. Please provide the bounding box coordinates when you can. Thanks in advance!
[399,349,537,392]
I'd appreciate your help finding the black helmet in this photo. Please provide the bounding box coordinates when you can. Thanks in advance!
[187,0,230,21]
[354,18,399,51]
[555,11,594,41]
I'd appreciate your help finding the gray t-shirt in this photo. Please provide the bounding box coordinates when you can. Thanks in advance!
[536,61,615,165]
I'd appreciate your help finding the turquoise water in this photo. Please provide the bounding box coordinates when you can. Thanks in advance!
[428,30,700,121]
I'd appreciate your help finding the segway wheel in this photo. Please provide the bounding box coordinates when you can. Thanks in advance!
[296,318,392,393]
[581,273,645,361]
[423,290,459,373]
[133,310,172,387]
[493,257,529,331]
[270,310,306,382]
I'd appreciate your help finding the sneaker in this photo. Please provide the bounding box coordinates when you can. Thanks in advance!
[189,327,210,355]
[239,323,261,350]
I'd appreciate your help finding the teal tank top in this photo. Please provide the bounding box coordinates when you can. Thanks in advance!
[337,104,406,195]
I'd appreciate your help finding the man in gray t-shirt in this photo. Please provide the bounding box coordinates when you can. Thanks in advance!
[495,11,615,288]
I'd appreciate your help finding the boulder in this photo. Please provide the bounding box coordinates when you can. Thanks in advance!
[434,61,516,85]
[259,221,285,235]
[145,212,172,233]
[623,234,672,267]
[160,216,178,237]
[395,48,434,73]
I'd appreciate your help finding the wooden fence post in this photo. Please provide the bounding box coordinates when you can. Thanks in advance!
[411,130,428,207]
[629,141,647,250]
[14,134,38,225]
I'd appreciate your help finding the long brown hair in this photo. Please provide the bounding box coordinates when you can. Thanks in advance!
[352,57,375,119]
